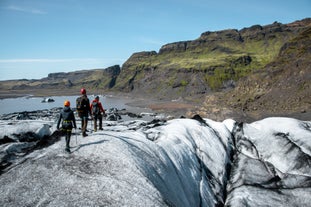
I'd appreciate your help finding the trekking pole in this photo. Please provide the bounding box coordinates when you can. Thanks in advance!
[90,116,93,132]
[75,128,78,145]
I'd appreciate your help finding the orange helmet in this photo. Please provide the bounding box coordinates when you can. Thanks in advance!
[80,88,86,94]
[64,100,70,107]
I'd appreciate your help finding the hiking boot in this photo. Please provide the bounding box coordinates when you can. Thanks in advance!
[82,132,88,137]
[99,128,103,130]
[65,148,71,153]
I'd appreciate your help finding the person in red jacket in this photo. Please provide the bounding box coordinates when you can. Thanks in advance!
[90,96,106,132]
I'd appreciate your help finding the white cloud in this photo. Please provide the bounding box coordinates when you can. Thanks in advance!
[6,5,46,14]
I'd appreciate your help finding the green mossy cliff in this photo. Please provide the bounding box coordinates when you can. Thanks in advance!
[113,18,310,101]
[196,23,311,120]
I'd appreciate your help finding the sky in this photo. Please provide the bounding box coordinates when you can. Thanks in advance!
[0,0,310,81]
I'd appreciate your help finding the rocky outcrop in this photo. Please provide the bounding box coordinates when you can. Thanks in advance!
[157,19,311,55]
[199,29,242,42]
[159,41,191,54]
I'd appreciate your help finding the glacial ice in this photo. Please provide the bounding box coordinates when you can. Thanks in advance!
[0,114,310,207]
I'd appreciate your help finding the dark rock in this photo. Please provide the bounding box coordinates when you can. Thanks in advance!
[0,136,15,145]
[191,114,206,124]
[17,112,32,120]
[41,98,55,103]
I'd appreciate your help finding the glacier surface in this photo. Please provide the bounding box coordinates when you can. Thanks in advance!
[0,113,310,207]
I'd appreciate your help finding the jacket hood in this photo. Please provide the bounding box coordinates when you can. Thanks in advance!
[63,106,71,112]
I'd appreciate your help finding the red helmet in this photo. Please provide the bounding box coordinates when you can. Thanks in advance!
[64,100,70,107]
[80,88,86,94]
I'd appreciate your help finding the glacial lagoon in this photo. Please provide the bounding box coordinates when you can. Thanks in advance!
[0,95,152,115]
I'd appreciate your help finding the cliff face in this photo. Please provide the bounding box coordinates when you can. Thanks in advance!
[114,18,311,102]
[196,25,311,121]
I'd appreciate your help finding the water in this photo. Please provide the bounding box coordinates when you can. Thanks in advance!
[0,95,153,115]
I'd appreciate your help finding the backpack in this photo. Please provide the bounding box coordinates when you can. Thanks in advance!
[76,96,87,116]
[76,96,83,111]
[92,101,100,115]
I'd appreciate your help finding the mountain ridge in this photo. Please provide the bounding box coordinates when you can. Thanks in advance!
[0,65,121,97]
[1,18,310,121]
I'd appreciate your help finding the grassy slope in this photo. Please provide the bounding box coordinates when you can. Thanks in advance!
[196,26,311,121]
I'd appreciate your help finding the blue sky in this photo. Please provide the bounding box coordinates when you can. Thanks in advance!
[0,0,310,80]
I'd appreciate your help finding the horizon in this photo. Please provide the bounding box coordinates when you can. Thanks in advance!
[1,0,310,81]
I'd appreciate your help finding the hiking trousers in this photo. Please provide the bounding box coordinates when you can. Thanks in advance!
[93,114,103,131]
[62,128,72,150]
[80,115,88,135]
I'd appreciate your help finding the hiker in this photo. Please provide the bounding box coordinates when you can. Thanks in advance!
[57,100,77,153]
[76,88,92,137]
[90,96,106,132]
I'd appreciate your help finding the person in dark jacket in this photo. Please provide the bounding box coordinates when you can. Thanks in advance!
[90,96,106,132]
[57,100,77,153]
[76,88,92,137]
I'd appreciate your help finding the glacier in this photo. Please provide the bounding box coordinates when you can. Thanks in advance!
[0,111,310,207]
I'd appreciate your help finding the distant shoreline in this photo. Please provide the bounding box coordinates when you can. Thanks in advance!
[0,89,81,99]
[0,89,195,119]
